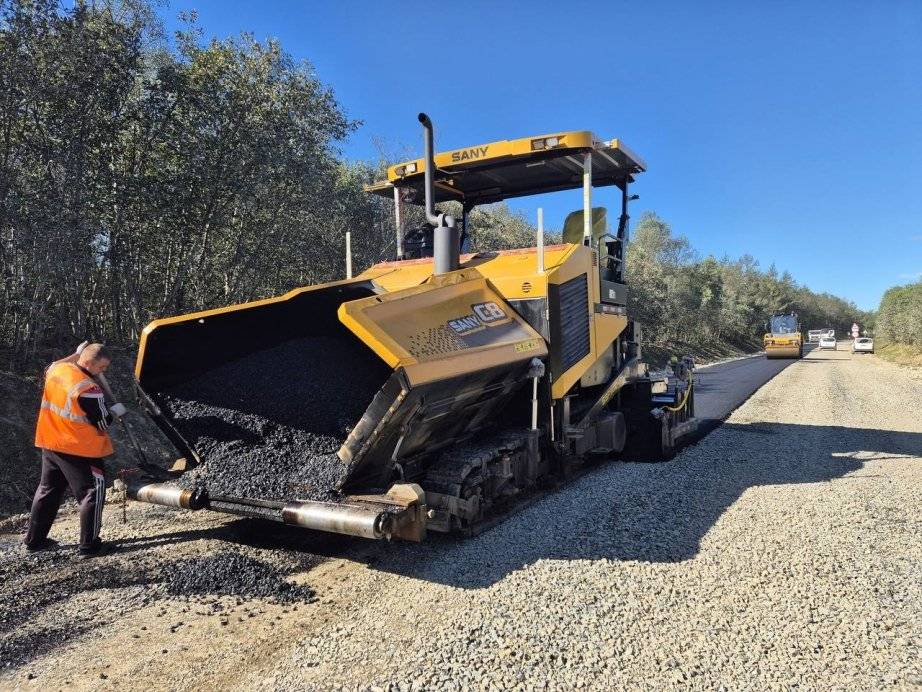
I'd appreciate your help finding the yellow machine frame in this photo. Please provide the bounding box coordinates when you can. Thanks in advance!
[127,117,700,542]
[362,126,645,400]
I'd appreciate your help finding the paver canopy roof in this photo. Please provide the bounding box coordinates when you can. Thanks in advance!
[365,130,645,206]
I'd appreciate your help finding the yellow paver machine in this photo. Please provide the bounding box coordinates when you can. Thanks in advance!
[127,114,697,541]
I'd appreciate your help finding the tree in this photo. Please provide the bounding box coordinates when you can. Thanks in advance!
[0,2,355,364]
[877,280,922,346]
[0,0,873,370]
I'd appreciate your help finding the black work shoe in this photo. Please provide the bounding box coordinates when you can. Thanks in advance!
[22,538,60,553]
[77,541,118,560]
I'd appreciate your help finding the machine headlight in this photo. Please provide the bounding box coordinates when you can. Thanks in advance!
[531,136,562,151]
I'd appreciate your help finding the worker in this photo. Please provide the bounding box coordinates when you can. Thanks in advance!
[23,342,127,558]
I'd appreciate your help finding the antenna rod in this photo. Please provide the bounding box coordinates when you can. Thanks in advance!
[345,231,353,279]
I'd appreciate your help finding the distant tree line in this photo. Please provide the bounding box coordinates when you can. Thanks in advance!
[0,0,868,369]
[626,213,869,354]
[875,281,922,347]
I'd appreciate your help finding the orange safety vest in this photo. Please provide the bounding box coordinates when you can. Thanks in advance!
[34,362,114,458]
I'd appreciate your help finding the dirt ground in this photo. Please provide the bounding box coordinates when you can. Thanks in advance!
[1,345,919,689]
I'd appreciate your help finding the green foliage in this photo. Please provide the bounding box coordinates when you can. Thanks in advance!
[627,212,869,352]
[0,1,357,361]
[0,0,869,369]
[438,202,557,252]
[876,280,922,346]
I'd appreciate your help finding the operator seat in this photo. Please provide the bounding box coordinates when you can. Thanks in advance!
[562,207,627,304]
[563,207,623,280]
[562,207,609,247]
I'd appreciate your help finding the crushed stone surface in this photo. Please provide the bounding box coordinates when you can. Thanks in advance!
[259,345,921,690]
[1,345,919,690]
[158,335,389,502]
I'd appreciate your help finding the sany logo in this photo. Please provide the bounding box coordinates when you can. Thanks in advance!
[448,314,481,335]
[447,302,507,335]
[450,146,489,163]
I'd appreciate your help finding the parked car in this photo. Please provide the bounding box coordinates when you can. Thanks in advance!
[853,337,874,354]
[819,336,837,350]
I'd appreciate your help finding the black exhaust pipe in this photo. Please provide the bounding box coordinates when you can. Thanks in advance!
[418,113,459,275]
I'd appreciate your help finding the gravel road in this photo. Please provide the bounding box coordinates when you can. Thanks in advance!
[1,344,919,689]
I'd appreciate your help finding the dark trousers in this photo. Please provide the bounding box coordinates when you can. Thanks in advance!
[25,449,106,551]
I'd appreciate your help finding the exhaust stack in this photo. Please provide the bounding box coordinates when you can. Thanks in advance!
[418,113,459,275]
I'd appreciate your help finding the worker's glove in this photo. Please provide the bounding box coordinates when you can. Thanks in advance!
[109,403,128,419]
[75,340,90,356]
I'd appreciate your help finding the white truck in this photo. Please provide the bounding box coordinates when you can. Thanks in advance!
[808,329,835,343]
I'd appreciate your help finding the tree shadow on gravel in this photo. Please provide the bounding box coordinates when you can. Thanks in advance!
[355,422,922,588]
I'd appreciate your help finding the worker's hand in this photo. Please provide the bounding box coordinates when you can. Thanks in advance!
[109,403,128,419]
[75,340,90,355]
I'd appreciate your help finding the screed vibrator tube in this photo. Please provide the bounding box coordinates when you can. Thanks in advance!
[282,501,391,539]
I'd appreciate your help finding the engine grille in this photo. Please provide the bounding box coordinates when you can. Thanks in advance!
[550,274,590,375]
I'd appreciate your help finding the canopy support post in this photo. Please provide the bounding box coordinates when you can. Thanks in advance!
[393,186,404,260]
[582,151,593,246]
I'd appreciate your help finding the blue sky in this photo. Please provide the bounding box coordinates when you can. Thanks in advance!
[160,1,922,311]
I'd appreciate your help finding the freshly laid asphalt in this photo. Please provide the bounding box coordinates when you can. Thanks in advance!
[693,345,815,430]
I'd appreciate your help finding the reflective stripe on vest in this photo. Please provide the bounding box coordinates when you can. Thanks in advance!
[34,362,113,458]
[40,399,90,424]
[62,377,94,419]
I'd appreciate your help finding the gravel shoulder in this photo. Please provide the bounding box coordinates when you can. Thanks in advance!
[2,345,920,689]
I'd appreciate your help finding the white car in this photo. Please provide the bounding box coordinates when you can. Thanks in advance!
[818,336,837,350]
[853,337,874,354]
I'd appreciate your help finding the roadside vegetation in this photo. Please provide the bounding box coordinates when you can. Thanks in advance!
[626,214,869,362]
[873,281,922,367]
[0,0,868,374]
